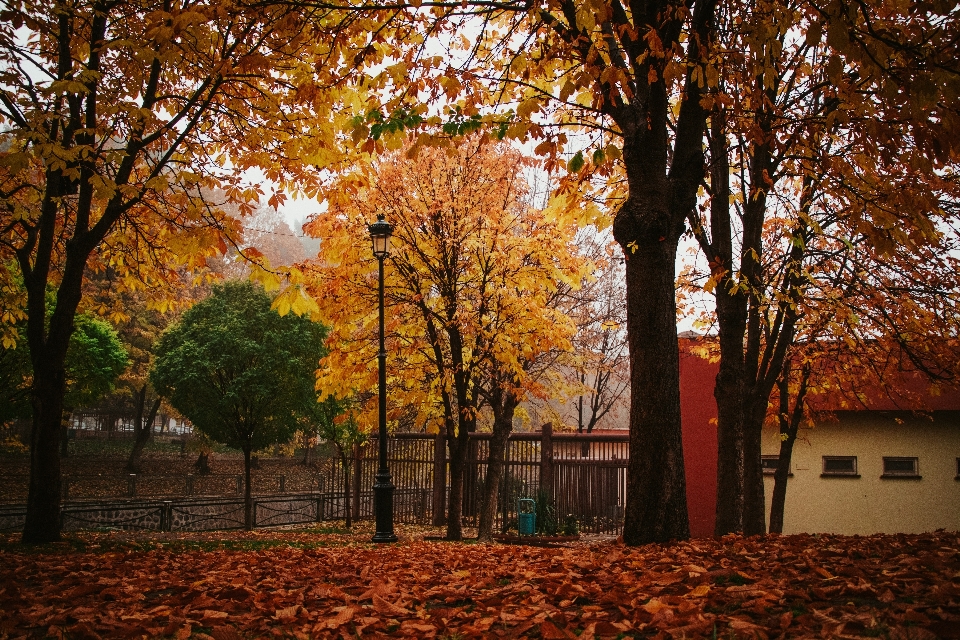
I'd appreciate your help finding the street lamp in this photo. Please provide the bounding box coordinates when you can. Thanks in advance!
[369,213,397,543]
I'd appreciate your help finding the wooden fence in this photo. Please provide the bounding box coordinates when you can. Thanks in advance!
[336,427,629,534]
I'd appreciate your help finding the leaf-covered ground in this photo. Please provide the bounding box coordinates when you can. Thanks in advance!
[1,526,958,639]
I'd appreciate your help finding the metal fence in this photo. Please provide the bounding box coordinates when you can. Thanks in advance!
[1,429,629,535]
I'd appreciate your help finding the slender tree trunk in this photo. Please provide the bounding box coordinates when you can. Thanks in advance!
[126,386,161,474]
[616,193,690,544]
[477,390,518,543]
[445,426,468,541]
[302,437,312,466]
[243,446,254,531]
[338,444,352,528]
[770,363,810,534]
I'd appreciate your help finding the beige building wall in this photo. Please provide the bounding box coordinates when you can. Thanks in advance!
[761,411,960,535]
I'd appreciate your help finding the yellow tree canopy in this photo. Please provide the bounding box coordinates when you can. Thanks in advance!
[303,137,591,434]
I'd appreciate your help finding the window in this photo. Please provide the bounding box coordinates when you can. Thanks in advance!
[881,457,920,479]
[822,456,858,477]
[761,455,788,475]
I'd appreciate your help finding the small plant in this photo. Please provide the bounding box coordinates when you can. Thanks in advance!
[534,489,558,536]
[561,514,579,536]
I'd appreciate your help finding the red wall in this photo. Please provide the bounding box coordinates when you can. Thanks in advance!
[679,347,720,538]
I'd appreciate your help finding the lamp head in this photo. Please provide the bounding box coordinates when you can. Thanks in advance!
[368,213,393,259]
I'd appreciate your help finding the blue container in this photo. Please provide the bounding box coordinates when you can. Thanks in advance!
[517,498,536,536]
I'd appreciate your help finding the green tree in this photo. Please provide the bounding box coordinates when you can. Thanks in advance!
[151,280,330,530]
[1,313,127,426]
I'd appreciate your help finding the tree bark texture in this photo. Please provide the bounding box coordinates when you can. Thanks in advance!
[477,389,518,542]
[445,426,468,541]
[769,364,810,534]
[23,365,67,543]
[618,228,690,544]
[126,386,162,474]
[338,445,352,528]
[243,447,254,531]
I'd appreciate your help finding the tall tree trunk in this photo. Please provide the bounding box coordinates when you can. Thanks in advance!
[302,437,312,466]
[742,397,767,535]
[338,444,352,528]
[770,363,810,534]
[243,446,254,531]
[126,385,161,474]
[707,108,749,536]
[445,426,468,541]
[616,192,690,544]
[477,389,518,543]
[22,363,67,543]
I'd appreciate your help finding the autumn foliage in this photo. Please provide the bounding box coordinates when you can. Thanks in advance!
[2,529,959,639]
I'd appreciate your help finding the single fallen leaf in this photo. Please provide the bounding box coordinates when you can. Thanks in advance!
[317,606,355,630]
[201,610,229,621]
[688,584,711,598]
[273,605,299,621]
[373,594,411,616]
[642,598,670,614]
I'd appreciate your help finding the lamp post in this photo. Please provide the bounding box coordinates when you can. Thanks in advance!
[369,213,397,543]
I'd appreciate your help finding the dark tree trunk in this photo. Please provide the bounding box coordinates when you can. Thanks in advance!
[302,437,312,466]
[616,189,691,544]
[243,447,254,530]
[445,425,468,541]
[126,385,161,474]
[477,389,518,543]
[337,443,352,528]
[770,363,810,534]
[742,398,767,535]
[706,108,747,536]
[22,364,67,543]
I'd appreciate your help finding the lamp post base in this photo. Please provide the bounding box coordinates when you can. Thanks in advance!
[372,471,397,543]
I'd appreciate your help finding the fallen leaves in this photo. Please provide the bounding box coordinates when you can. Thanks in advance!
[0,529,958,638]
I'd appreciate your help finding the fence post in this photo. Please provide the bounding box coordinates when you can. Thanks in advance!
[61,477,69,501]
[540,422,554,499]
[352,442,362,522]
[236,475,243,494]
[185,474,194,496]
[316,495,324,523]
[279,475,285,493]
[127,474,137,498]
[161,500,173,532]
[432,432,446,526]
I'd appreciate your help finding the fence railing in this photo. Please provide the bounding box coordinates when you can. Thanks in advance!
[1,429,629,535]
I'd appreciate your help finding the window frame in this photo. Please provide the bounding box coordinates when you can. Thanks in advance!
[880,456,920,479]
[761,455,792,476]
[821,455,859,477]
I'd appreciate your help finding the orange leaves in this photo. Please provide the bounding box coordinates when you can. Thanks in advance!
[5,529,960,639]
[302,136,588,432]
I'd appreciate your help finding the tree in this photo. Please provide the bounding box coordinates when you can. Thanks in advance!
[151,280,331,530]
[674,0,960,536]
[2,310,127,427]
[352,0,720,543]
[305,137,586,541]
[0,0,404,543]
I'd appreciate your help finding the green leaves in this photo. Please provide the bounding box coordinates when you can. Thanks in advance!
[151,281,330,453]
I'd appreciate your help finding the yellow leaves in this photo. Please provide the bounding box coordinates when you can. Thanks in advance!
[517,98,542,120]
[302,136,588,431]
[272,286,319,317]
